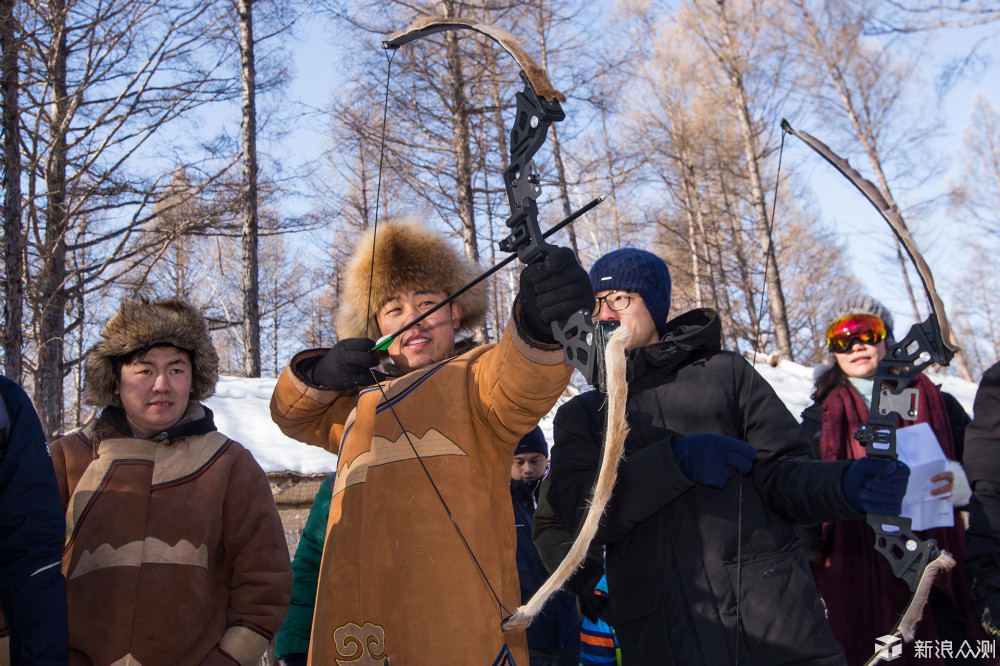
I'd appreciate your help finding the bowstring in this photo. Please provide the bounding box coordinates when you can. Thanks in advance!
[735,127,788,663]
[365,47,396,320]
[362,43,511,620]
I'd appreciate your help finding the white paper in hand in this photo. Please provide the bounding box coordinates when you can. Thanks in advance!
[896,422,953,530]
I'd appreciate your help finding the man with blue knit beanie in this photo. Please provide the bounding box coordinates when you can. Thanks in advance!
[589,248,672,341]
[541,247,897,665]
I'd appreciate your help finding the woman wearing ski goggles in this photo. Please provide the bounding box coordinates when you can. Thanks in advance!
[800,296,981,664]
[823,312,889,379]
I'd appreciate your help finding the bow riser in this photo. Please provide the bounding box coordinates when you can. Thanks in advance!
[499,71,564,265]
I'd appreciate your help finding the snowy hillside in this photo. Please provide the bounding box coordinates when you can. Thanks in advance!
[206,376,338,474]
[752,359,979,422]
[209,363,981,474]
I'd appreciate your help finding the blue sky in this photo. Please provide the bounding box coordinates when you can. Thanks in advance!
[271,10,998,364]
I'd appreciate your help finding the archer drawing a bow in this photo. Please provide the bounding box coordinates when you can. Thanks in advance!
[376,17,631,635]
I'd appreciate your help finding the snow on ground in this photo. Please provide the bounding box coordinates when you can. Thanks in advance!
[209,361,981,474]
[206,376,337,474]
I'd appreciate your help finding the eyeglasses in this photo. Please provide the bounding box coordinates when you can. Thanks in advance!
[825,313,887,353]
[594,290,634,315]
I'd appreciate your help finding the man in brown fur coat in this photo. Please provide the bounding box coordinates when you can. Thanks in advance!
[50,298,291,665]
[270,220,592,665]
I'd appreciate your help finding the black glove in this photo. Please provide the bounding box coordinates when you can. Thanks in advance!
[671,434,757,488]
[841,457,910,515]
[517,246,594,344]
[312,338,386,391]
[978,592,1000,638]
[566,564,609,623]
[279,655,308,666]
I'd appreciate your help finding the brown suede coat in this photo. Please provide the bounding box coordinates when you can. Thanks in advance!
[270,321,572,665]
[50,407,292,666]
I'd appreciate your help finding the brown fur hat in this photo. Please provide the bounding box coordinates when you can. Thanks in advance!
[84,298,219,407]
[335,220,488,340]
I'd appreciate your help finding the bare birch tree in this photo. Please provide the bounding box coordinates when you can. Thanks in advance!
[16,0,240,433]
[679,0,796,360]
[948,95,1000,373]
[318,0,533,343]
[786,0,975,379]
[238,0,262,377]
[1,0,22,381]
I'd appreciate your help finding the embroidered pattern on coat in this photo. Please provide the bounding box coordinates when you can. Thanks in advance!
[334,622,387,665]
[332,428,467,496]
[69,537,209,579]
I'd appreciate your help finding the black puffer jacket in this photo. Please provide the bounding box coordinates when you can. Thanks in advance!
[548,309,858,666]
[965,362,1000,621]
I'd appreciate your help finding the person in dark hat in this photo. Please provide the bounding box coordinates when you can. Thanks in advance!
[49,298,291,666]
[543,249,911,665]
[270,220,593,665]
[588,247,672,350]
[509,427,580,666]
[512,425,550,485]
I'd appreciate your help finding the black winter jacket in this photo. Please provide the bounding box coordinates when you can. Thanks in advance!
[511,480,581,661]
[0,376,68,664]
[965,362,1000,615]
[548,309,858,666]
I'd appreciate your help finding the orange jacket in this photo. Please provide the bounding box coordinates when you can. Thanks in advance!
[270,320,572,665]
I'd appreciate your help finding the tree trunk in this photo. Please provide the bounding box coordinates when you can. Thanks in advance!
[444,31,477,264]
[490,93,511,343]
[719,176,760,339]
[36,0,70,435]
[74,287,84,425]
[549,124,579,256]
[715,0,794,361]
[238,0,260,377]
[1,0,22,382]
[443,23,486,342]
[679,161,703,308]
[599,108,624,249]
[532,7,578,256]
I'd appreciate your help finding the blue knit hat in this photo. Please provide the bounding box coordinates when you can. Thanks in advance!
[590,248,672,337]
[514,426,548,457]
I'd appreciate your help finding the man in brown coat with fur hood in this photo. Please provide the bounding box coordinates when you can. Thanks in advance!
[270,220,592,665]
[49,298,292,665]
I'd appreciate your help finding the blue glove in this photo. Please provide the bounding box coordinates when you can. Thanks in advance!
[670,434,757,488]
[842,457,910,515]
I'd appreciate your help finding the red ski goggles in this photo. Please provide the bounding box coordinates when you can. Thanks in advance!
[825,314,887,353]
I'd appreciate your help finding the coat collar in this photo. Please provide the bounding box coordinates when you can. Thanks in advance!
[98,402,218,443]
[629,308,722,382]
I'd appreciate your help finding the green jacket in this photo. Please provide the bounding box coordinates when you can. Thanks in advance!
[274,475,333,660]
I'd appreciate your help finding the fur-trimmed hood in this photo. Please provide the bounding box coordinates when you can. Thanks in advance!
[335,220,488,340]
[84,298,219,407]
